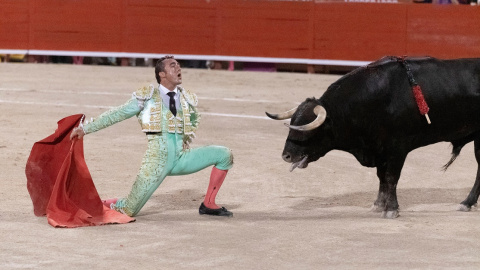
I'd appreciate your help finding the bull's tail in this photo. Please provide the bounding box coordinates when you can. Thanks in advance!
[443,143,464,171]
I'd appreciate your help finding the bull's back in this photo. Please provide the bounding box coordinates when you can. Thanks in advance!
[322,57,480,150]
[413,58,480,141]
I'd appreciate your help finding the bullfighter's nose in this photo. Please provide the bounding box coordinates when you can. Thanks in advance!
[282,153,292,163]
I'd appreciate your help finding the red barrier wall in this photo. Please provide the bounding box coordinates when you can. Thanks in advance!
[1,0,479,63]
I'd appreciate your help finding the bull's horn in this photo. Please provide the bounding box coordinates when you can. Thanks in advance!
[285,105,326,131]
[265,106,297,120]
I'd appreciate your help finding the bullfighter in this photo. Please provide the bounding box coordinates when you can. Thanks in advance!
[70,55,234,217]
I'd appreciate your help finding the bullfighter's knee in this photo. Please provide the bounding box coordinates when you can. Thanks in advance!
[213,146,234,170]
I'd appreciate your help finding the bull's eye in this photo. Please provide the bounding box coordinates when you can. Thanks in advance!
[288,130,316,142]
[286,138,312,148]
[288,131,313,144]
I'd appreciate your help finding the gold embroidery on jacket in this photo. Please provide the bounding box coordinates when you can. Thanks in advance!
[136,85,199,138]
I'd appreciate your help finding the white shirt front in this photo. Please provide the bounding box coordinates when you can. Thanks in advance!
[159,84,180,112]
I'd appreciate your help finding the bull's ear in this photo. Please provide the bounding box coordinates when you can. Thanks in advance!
[265,106,298,120]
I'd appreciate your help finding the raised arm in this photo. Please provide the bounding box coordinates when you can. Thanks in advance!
[70,97,142,140]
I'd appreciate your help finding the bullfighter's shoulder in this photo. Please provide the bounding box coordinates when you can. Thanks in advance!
[132,84,155,101]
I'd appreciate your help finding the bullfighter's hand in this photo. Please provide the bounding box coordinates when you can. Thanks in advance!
[70,127,85,140]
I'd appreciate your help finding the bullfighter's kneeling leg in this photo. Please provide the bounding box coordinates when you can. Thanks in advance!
[111,135,170,217]
[113,172,167,217]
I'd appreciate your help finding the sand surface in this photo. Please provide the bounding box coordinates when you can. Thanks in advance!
[1,63,479,269]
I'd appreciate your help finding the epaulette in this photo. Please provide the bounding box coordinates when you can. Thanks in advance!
[178,86,198,107]
[132,84,155,109]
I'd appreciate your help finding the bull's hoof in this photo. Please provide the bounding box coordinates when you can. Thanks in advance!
[381,210,399,219]
[457,204,471,212]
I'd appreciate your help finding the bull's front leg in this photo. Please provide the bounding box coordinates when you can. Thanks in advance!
[372,155,406,219]
[458,139,480,211]
[372,163,388,212]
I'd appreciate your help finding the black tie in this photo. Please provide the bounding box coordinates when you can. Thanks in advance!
[167,92,177,116]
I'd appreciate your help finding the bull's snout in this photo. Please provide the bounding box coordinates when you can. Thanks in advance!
[282,153,292,163]
[283,152,309,172]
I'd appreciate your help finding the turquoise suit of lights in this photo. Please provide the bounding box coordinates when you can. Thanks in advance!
[82,85,233,217]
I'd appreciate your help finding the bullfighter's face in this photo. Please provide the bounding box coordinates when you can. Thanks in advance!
[160,58,182,89]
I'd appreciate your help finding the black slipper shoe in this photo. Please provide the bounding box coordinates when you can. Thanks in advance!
[199,203,233,217]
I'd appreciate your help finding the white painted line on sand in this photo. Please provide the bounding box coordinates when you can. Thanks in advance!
[0,88,282,103]
[0,99,271,120]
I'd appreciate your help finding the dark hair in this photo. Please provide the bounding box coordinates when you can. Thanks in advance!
[155,55,175,84]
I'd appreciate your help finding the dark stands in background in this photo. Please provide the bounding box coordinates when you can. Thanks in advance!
[14,55,354,75]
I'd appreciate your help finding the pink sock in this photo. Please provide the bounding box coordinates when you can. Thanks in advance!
[102,198,117,208]
[203,167,228,209]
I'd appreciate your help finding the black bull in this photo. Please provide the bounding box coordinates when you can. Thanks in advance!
[266,56,480,218]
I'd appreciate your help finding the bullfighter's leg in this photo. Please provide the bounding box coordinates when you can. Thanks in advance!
[458,139,480,211]
[112,134,171,217]
[372,155,406,218]
[170,145,233,175]
[170,145,233,209]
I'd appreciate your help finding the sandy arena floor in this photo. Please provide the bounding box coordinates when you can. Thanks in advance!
[1,63,480,269]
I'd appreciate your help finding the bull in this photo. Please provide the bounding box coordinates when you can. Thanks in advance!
[266,56,480,218]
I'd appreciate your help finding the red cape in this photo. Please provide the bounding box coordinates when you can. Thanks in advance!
[26,114,135,228]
